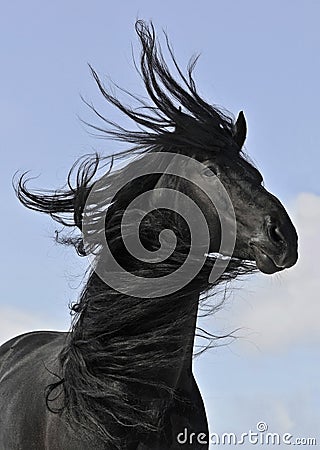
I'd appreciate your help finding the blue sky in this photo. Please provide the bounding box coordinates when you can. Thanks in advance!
[1,1,319,447]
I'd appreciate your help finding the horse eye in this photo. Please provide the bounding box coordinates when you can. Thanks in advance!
[202,166,217,177]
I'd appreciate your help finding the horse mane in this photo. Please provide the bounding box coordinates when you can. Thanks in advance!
[15,20,255,449]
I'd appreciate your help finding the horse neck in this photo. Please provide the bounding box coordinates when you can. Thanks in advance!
[70,273,201,395]
[155,292,200,392]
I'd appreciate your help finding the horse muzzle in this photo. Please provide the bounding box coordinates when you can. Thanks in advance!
[249,215,298,274]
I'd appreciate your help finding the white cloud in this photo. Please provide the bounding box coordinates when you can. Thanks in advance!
[273,400,294,431]
[225,192,320,353]
[196,193,320,445]
[0,306,68,345]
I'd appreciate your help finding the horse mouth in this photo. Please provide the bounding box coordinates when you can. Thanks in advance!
[250,244,284,274]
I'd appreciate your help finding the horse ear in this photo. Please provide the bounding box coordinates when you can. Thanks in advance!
[233,111,247,149]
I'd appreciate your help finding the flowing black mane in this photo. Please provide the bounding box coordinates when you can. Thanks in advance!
[86,22,239,152]
[15,21,256,448]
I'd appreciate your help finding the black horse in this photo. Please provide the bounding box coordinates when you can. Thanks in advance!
[0,21,298,450]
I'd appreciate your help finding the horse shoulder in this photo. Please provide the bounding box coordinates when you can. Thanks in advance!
[0,331,66,449]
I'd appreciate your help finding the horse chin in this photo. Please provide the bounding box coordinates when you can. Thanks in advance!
[251,245,284,275]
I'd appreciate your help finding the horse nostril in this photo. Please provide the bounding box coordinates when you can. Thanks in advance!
[267,222,285,244]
